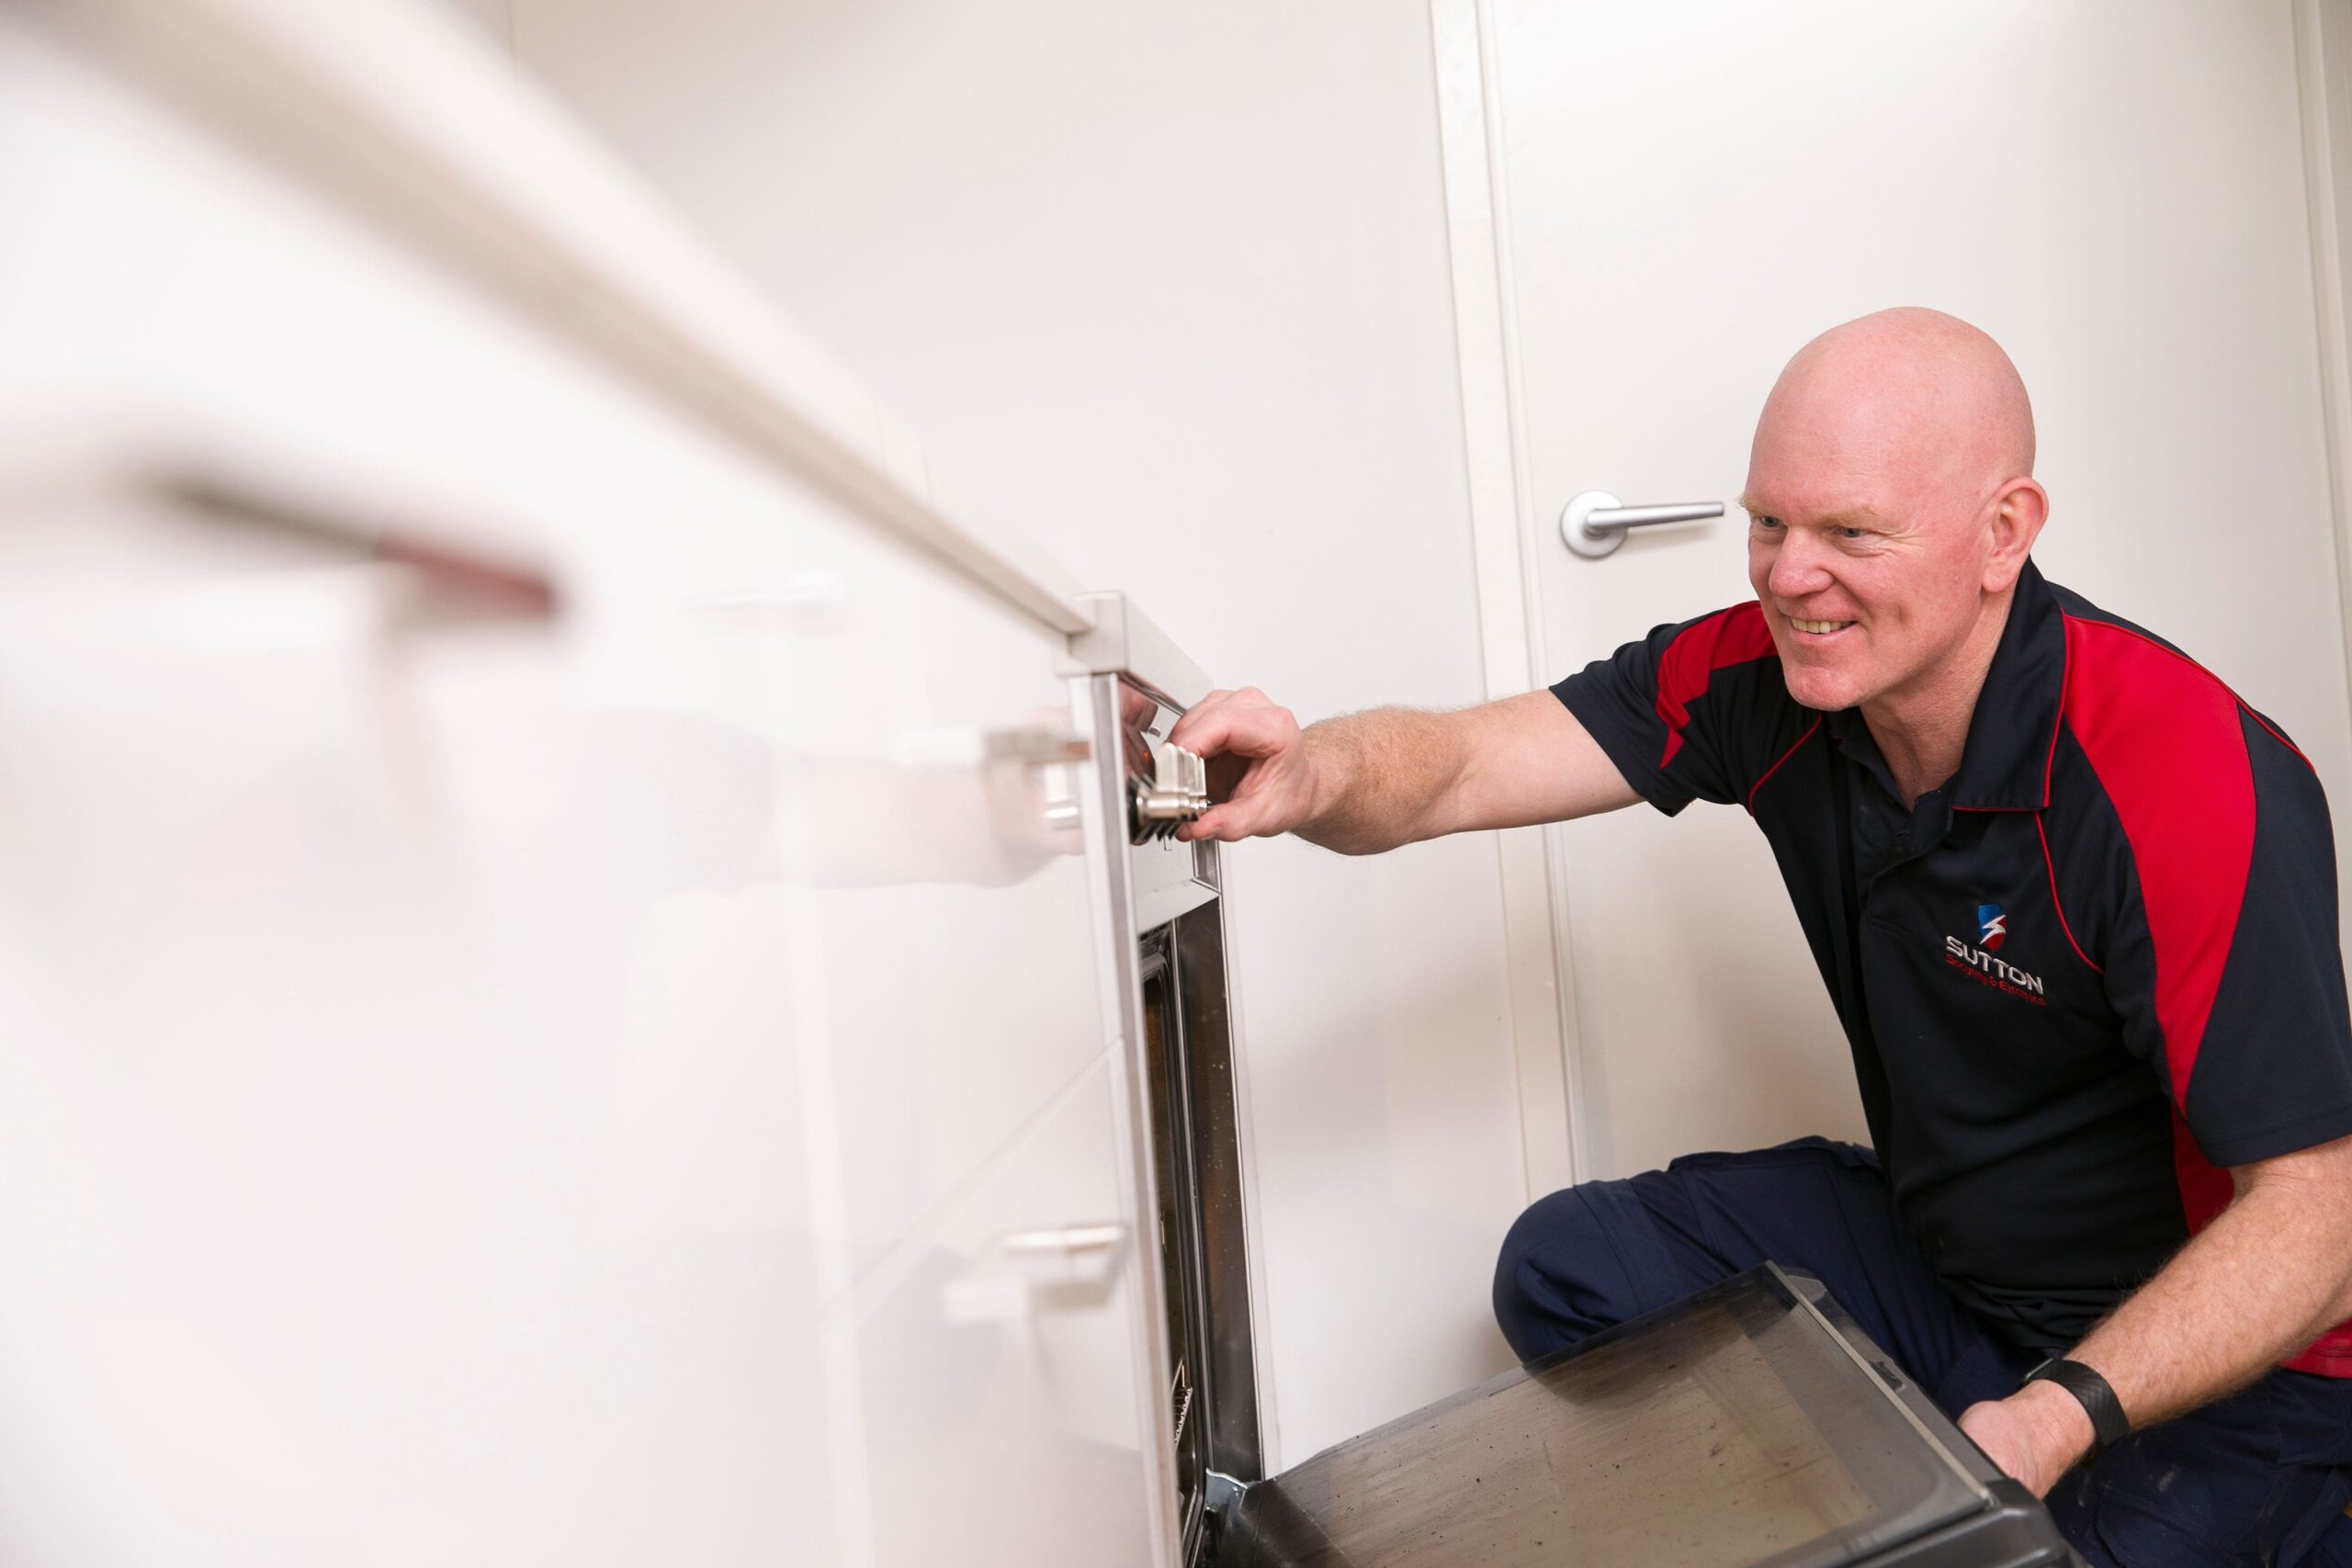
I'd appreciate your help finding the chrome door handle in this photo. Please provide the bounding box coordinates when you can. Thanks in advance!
[1560,490,1724,559]
[1130,739,1208,842]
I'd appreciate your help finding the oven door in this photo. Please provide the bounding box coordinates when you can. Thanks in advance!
[1213,1266,2082,1568]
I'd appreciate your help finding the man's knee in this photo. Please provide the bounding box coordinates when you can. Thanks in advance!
[1492,1181,1652,1363]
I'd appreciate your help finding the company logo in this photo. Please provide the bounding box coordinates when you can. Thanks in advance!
[1977,903,2007,952]
[1944,901,2042,1004]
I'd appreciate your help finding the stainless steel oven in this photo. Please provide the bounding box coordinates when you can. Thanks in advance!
[1064,594,2082,1568]
[1067,592,1267,1567]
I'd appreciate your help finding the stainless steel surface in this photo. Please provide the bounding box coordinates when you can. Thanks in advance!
[1072,656,1261,1568]
[1071,667,1193,1568]
[1133,739,1210,840]
[1560,488,1725,558]
[1123,684,1221,931]
[1062,591,1215,706]
[1216,1268,1996,1568]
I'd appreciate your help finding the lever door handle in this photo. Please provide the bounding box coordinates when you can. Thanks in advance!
[1560,490,1724,558]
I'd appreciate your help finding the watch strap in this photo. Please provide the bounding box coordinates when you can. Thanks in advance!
[2024,1357,2130,1457]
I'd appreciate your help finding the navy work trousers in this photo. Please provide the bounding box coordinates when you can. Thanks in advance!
[1491,1137,2352,1567]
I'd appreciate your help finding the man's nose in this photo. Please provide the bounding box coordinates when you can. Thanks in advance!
[1765,530,1836,600]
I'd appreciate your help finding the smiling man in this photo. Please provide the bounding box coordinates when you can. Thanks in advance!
[1168,308,2352,1566]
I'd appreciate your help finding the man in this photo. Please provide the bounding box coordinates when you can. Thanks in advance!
[1167,308,2352,1567]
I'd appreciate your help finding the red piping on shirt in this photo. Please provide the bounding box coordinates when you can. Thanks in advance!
[2041,610,2070,807]
[2239,699,2315,773]
[1745,716,1823,816]
[2035,814,2102,975]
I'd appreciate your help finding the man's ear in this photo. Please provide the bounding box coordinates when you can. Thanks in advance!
[1982,478,2050,593]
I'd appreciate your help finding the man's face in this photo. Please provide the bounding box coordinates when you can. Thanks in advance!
[1742,434,1993,716]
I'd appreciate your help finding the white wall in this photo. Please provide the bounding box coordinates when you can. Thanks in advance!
[495,1,1530,1461]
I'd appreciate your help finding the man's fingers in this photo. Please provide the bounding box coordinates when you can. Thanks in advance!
[1170,693,1292,763]
[1181,786,1284,842]
[1180,805,1253,842]
[1169,689,1299,841]
[1165,689,1232,751]
[1204,750,1249,806]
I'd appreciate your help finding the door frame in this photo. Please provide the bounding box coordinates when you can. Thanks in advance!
[2296,0,2352,739]
[1430,0,2352,1200]
[1428,0,1587,1196]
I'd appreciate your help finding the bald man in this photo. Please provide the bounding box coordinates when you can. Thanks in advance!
[1169,309,2352,1566]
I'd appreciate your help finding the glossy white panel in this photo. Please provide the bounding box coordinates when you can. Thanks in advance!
[0,23,846,1562]
[840,1054,1149,1568]
[737,501,1111,1288]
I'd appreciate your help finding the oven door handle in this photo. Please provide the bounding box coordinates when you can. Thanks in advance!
[943,1220,1132,1324]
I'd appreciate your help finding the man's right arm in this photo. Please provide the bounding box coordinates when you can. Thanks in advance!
[1167,687,1640,854]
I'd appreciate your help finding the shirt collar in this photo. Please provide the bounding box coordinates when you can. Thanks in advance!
[1820,559,2065,812]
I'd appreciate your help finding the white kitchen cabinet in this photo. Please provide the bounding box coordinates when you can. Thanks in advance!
[840,1053,1148,1568]
[0,6,1142,1562]
[734,499,1109,1288]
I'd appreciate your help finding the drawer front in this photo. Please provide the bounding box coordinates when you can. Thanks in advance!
[739,497,1112,1287]
[839,1053,1151,1568]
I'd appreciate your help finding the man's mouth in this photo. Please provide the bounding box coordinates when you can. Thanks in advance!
[1787,616,1856,637]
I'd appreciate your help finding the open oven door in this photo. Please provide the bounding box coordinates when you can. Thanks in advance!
[1212,1265,2081,1568]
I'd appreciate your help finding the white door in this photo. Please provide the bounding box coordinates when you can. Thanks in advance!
[1481,1,2352,1179]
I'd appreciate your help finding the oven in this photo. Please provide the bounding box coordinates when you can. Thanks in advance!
[1067,592,1266,1566]
[1063,594,2083,1568]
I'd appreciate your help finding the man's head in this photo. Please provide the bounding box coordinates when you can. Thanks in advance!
[1742,307,2048,717]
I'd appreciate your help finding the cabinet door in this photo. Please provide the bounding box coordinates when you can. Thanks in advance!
[0,24,839,1564]
[736,486,1113,1285]
[843,1055,1151,1568]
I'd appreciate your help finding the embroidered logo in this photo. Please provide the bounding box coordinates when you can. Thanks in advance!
[1944,901,2043,1005]
[1977,903,2007,952]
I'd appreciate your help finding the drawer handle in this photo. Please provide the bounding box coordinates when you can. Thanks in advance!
[943,1220,1130,1325]
[1002,1222,1125,1254]
[895,726,1091,769]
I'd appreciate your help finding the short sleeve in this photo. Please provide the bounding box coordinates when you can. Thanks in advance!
[1550,602,1802,816]
[2094,702,2352,1168]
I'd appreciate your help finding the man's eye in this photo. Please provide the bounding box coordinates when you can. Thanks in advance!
[1751,514,1784,531]
[1836,525,1868,540]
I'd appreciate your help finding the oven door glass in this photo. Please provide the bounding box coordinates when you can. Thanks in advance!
[1140,932,1211,1561]
[1215,1266,2052,1568]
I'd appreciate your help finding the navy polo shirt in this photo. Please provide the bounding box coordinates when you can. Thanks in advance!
[1554,559,2352,1374]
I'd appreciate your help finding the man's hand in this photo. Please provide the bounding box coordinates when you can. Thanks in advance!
[1956,1380,2097,1497]
[1166,687,1639,854]
[1167,687,1319,843]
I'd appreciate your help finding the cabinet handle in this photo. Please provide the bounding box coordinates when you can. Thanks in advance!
[153,467,560,626]
[1001,1222,1125,1254]
[943,1220,1130,1324]
[893,725,1090,768]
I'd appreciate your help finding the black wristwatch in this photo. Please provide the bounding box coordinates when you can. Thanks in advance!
[2023,1357,2131,1459]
